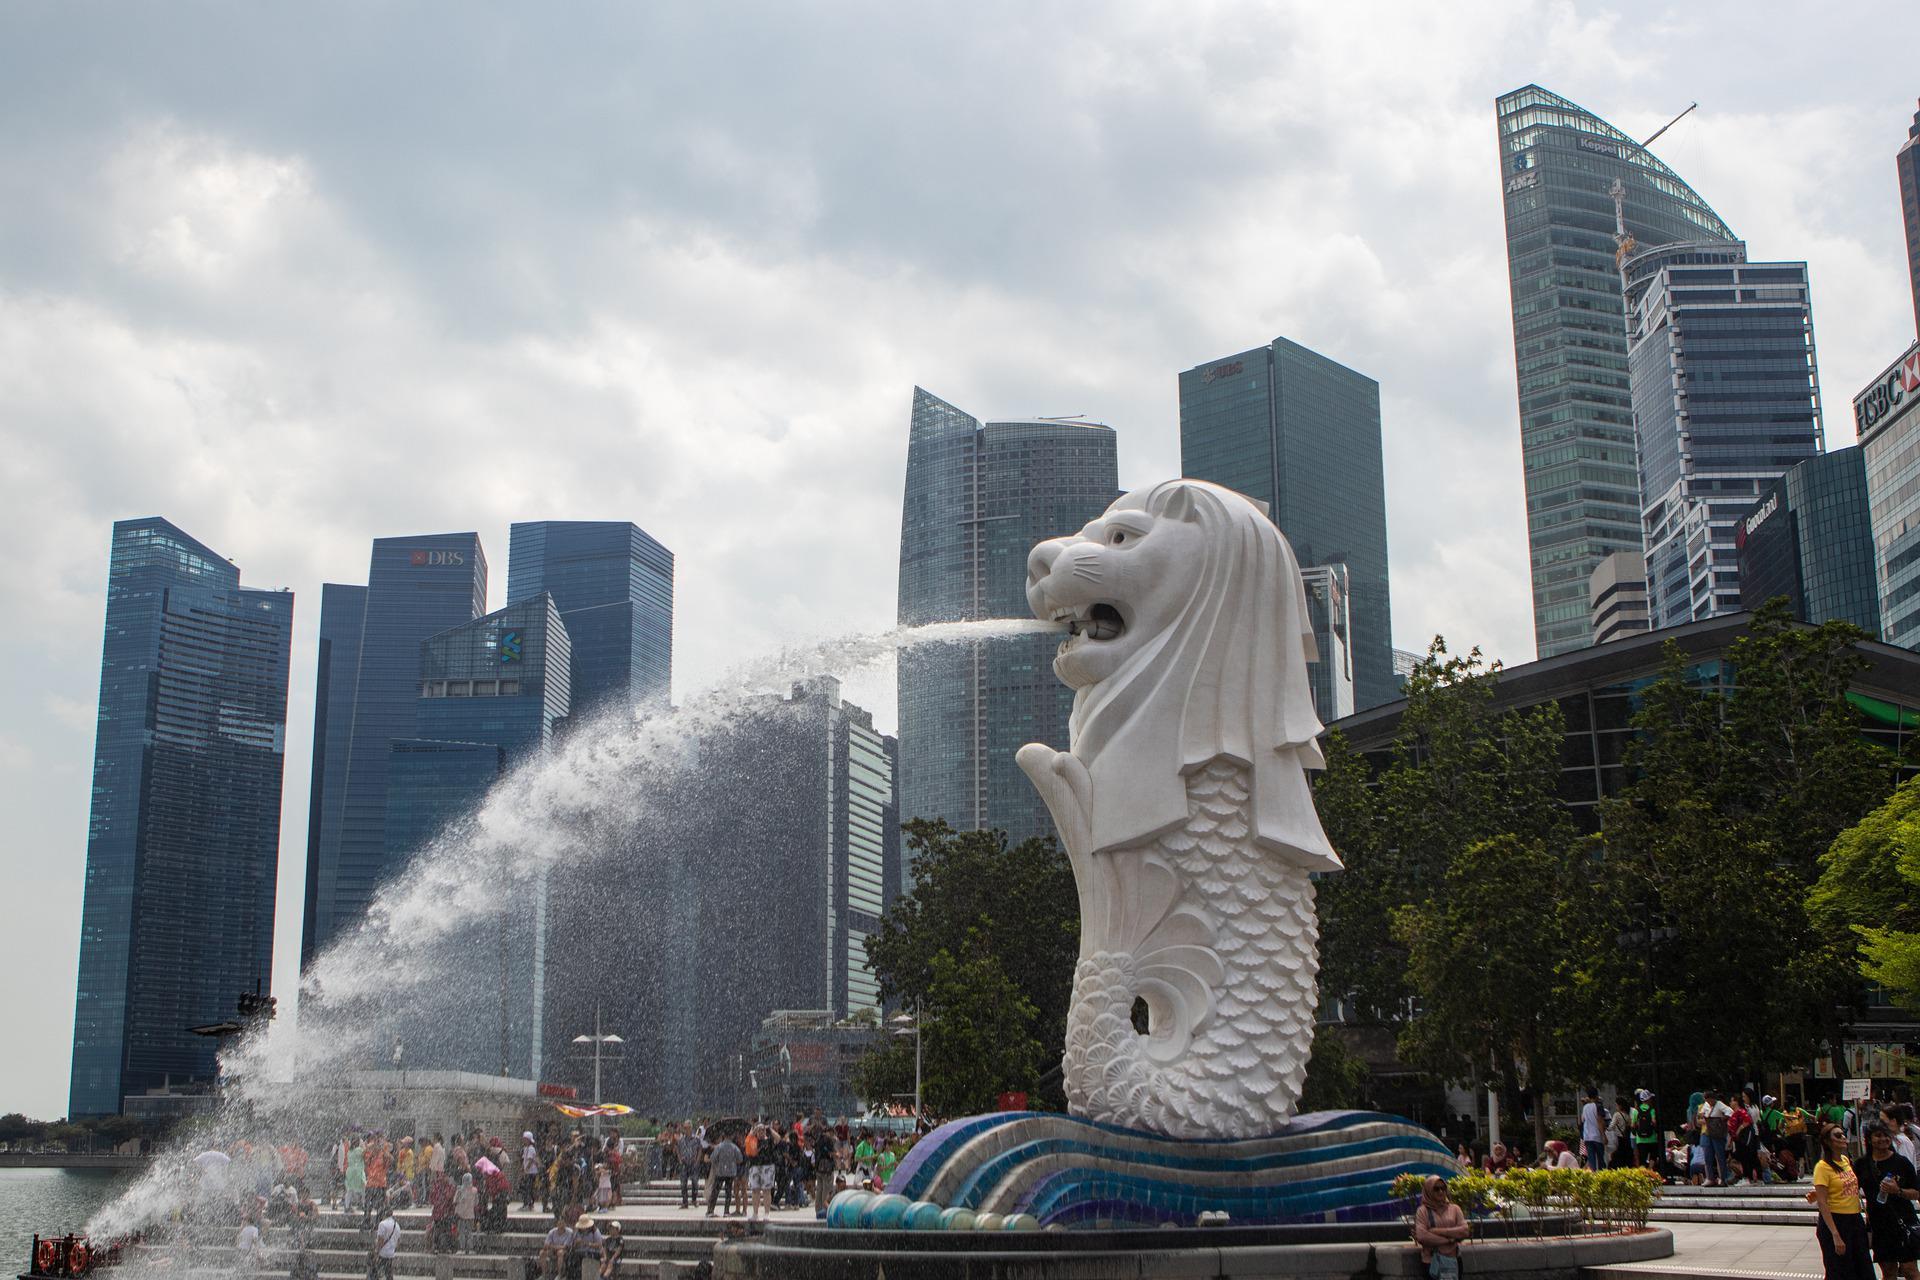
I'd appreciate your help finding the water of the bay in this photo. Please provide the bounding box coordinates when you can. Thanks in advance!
[0,1168,138,1265]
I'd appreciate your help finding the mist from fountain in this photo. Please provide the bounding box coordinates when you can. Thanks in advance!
[85,616,1064,1249]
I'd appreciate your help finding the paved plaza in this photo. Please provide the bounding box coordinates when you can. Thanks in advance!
[1615,1221,1822,1278]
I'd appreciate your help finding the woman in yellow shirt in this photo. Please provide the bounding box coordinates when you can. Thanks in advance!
[1815,1123,1875,1280]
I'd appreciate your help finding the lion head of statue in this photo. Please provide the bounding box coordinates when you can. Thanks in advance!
[1024,479,1341,870]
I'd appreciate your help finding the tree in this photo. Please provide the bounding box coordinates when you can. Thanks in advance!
[1812,777,1920,1007]
[860,820,1079,1108]
[1317,640,1572,1028]
[1299,1025,1370,1113]
[1565,603,1901,1087]
[850,929,1046,1117]
[1392,834,1575,1149]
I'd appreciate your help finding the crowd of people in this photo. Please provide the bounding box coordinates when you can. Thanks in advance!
[172,1113,916,1276]
[657,1115,912,1220]
[1447,1088,1920,1191]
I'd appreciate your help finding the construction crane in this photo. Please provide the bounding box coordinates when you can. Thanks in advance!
[1611,101,1700,271]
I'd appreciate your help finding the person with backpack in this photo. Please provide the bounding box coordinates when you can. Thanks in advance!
[1858,1119,1920,1280]
[1633,1090,1662,1171]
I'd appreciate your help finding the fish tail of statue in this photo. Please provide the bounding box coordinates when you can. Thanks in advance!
[1056,758,1322,1140]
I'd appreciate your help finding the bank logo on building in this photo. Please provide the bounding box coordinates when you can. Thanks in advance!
[499,631,522,663]
[409,549,466,567]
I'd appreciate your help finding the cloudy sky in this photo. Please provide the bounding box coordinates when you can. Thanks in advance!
[3,2,1916,1118]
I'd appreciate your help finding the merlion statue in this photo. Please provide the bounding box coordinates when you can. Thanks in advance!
[1016,478,1341,1140]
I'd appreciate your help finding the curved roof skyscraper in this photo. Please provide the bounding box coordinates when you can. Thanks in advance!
[1495,85,1735,657]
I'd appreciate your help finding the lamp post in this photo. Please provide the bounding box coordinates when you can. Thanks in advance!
[889,999,922,1124]
[571,1001,624,1141]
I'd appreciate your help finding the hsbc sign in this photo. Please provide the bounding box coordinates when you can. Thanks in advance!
[409,549,466,567]
[1855,341,1920,441]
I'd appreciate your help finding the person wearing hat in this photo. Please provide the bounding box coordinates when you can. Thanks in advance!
[597,1220,624,1279]
[572,1214,602,1280]
[520,1131,541,1210]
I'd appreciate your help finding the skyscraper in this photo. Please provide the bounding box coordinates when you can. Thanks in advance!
[300,584,365,970]
[1897,98,1920,338]
[1495,85,1737,656]
[1178,338,1395,709]
[1858,341,1920,646]
[70,519,293,1116]
[546,676,899,1114]
[385,594,571,1078]
[896,388,1118,841]
[1623,242,1823,628]
[301,533,486,962]
[1736,447,1881,635]
[1300,563,1355,723]
[506,522,673,717]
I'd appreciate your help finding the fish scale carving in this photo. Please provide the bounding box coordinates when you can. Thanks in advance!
[1061,758,1320,1139]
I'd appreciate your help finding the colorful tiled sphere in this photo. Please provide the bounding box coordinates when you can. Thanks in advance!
[1002,1213,1040,1231]
[938,1207,977,1231]
[826,1190,872,1229]
[861,1194,913,1229]
[904,1201,945,1231]
[973,1212,1005,1230]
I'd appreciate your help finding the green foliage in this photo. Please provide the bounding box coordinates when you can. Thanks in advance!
[850,929,1045,1118]
[1317,641,1573,1034]
[1299,1024,1370,1113]
[1564,603,1901,1084]
[1392,834,1577,1099]
[1399,1167,1657,1231]
[1815,777,1920,1007]
[856,820,1076,1113]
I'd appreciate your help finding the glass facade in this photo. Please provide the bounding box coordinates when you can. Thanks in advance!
[543,676,900,1115]
[301,533,486,962]
[1178,338,1396,710]
[1495,85,1737,656]
[70,519,293,1115]
[506,521,673,717]
[300,583,366,969]
[1300,563,1355,723]
[896,388,1118,841]
[1899,99,1920,339]
[1334,614,1920,833]
[1737,447,1881,635]
[1624,243,1823,628]
[1859,341,1920,646]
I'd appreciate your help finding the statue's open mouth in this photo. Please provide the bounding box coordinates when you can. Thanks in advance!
[1053,602,1126,643]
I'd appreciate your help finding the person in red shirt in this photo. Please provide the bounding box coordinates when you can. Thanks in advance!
[364,1135,391,1218]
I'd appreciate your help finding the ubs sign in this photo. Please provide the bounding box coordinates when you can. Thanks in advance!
[1855,341,1920,440]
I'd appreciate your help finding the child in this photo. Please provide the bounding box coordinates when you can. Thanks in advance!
[455,1172,478,1252]
[594,1162,612,1209]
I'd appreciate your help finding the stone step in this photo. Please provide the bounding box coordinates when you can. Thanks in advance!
[1647,1209,1818,1227]
[1587,1266,1817,1280]
[1656,1183,1812,1198]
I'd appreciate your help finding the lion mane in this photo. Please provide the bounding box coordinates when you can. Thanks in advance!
[1066,479,1341,871]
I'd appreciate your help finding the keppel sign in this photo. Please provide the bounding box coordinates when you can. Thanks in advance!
[1855,341,1920,441]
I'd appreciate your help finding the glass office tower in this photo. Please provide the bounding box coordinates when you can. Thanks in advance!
[1859,341,1920,646]
[1736,447,1880,635]
[1300,563,1355,723]
[1178,338,1395,709]
[1898,99,1920,339]
[896,387,1118,842]
[382,593,570,1078]
[70,519,293,1115]
[1495,84,1737,656]
[300,583,365,969]
[301,533,486,962]
[506,522,673,717]
[1623,242,1823,628]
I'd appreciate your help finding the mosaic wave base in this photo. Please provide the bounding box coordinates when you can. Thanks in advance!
[882,1109,1455,1229]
